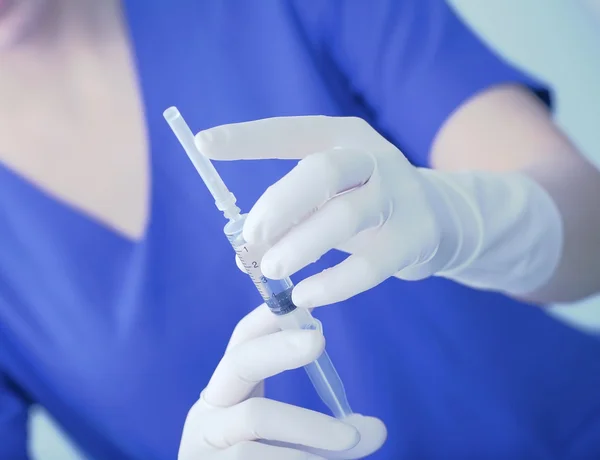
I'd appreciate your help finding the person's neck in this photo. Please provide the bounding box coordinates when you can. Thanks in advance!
[0,0,122,52]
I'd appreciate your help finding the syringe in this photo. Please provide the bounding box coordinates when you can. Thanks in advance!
[163,107,353,419]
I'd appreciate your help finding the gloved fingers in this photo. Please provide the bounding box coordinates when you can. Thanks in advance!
[300,211,440,306]
[260,185,383,280]
[292,247,404,308]
[247,380,265,400]
[244,148,375,245]
[203,329,325,407]
[225,302,279,351]
[320,414,387,460]
[215,441,326,460]
[195,115,389,161]
[180,419,325,460]
[198,397,360,452]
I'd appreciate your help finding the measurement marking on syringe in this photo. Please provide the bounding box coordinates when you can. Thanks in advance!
[235,243,271,297]
[164,107,352,419]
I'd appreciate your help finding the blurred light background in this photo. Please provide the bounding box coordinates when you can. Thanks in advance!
[30,1,600,458]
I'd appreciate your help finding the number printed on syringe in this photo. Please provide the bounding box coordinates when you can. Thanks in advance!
[235,243,272,298]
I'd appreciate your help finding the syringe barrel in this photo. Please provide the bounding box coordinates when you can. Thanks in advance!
[224,215,296,315]
[223,215,353,418]
[164,108,351,417]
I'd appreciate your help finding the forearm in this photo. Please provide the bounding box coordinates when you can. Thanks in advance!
[522,155,600,303]
[429,84,600,304]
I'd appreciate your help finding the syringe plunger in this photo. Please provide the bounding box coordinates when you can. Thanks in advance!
[164,106,352,419]
[163,107,240,220]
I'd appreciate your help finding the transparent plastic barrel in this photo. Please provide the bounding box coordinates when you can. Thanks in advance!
[224,215,352,418]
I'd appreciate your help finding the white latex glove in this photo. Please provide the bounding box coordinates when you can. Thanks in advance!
[196,116,562,308]
[178,304,387,460]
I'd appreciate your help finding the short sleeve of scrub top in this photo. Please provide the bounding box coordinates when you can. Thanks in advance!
[2,1,600,459]
[291,0,551,164]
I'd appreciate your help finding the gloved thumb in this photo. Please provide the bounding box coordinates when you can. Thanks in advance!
[335,414,387,459]
[264,414,387,460]
[309,414,387,459]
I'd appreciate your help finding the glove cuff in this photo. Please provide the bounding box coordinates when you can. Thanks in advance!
[418,168,564,296]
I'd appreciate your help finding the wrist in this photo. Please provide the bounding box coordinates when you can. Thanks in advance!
[417,167,563,296]
[416,168,483,274]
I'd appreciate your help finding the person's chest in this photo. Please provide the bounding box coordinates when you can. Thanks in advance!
[1,5,599,456]
[0,0,366,240]
[0,3,373,458]
[0,0,149,239]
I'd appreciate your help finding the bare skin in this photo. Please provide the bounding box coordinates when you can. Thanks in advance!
[431,84,600,303]
[0,0,148,239]
[1,0,599,303]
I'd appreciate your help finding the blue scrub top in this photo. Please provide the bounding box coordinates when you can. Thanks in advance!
[1,1,600,459]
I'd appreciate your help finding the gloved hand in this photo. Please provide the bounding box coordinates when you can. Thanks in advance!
[178,303,387,460]
[196,116,562,308]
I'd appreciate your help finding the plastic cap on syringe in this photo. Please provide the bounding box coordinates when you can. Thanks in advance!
[163,107,241,220]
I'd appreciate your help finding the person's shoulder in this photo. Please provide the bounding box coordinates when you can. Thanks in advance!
[287,0,454,43]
